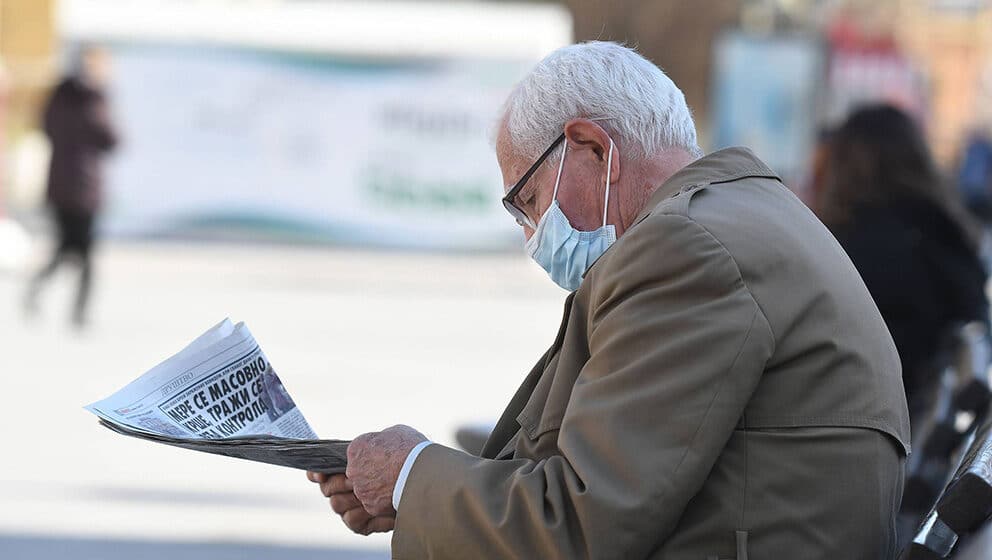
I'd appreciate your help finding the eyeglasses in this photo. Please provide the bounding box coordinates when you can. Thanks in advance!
[502,133,566,230]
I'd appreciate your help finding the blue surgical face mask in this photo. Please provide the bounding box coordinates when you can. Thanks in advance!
[525,138,617,291]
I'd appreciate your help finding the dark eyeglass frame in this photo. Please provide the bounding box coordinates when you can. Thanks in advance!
[502,133,566,229]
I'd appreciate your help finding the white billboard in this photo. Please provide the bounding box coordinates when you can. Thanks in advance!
[61,0,572,250]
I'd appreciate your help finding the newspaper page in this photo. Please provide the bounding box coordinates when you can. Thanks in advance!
[86,319,348,473]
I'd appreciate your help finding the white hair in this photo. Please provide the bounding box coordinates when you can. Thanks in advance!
[499,41,701,161]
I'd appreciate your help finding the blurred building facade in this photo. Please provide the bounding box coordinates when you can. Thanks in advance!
[0,0,56,215]
[0,0,56,137]
[898,1,992,163]
[565,0,992,166]
[2,0,992,247]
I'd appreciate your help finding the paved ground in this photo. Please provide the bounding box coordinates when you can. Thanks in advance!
[0,239,565,559]
[0,535,388,560]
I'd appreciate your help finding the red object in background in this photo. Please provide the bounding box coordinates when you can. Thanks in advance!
[824,16,928,126]
[827,18,900,55]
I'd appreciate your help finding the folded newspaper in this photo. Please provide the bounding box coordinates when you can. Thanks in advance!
[85,319,348,473]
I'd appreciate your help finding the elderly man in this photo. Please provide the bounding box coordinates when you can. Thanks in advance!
[309,42,910,559]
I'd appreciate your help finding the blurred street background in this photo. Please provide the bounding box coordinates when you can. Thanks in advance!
[0,242,562,558]
[3,0,992,558]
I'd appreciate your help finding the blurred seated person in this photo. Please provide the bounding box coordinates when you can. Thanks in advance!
[812,104,989,421]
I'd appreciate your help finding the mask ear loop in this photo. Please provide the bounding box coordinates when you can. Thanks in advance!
[602,138,614,227]
[551,143,567,201]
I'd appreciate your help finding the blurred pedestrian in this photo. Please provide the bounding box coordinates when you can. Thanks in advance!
[25,45,118,327]
[812,104,989,422]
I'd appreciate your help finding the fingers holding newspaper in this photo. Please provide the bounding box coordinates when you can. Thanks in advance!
[307,471,396,535]
[307,424,427,536]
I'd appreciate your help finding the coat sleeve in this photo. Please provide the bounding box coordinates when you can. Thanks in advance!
[391,213,776,559]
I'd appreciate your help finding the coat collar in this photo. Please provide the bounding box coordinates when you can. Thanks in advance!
[579,147,779,281]
[630,147,780,227]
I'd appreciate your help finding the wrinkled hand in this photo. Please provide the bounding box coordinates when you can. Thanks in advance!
[347,425,428,517]
[307,472,395,535]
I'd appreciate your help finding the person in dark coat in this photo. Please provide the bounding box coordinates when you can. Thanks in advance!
[26,46,118,327]
[812,104,989,422]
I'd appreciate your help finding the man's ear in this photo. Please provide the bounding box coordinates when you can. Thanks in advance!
[563,118,621,184]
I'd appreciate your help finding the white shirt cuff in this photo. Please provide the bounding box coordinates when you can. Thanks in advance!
[392,440,433,511]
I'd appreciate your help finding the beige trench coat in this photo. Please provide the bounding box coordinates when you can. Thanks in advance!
[392,148,911,560]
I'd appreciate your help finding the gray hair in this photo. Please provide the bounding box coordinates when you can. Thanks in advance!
[500,41,701,161]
